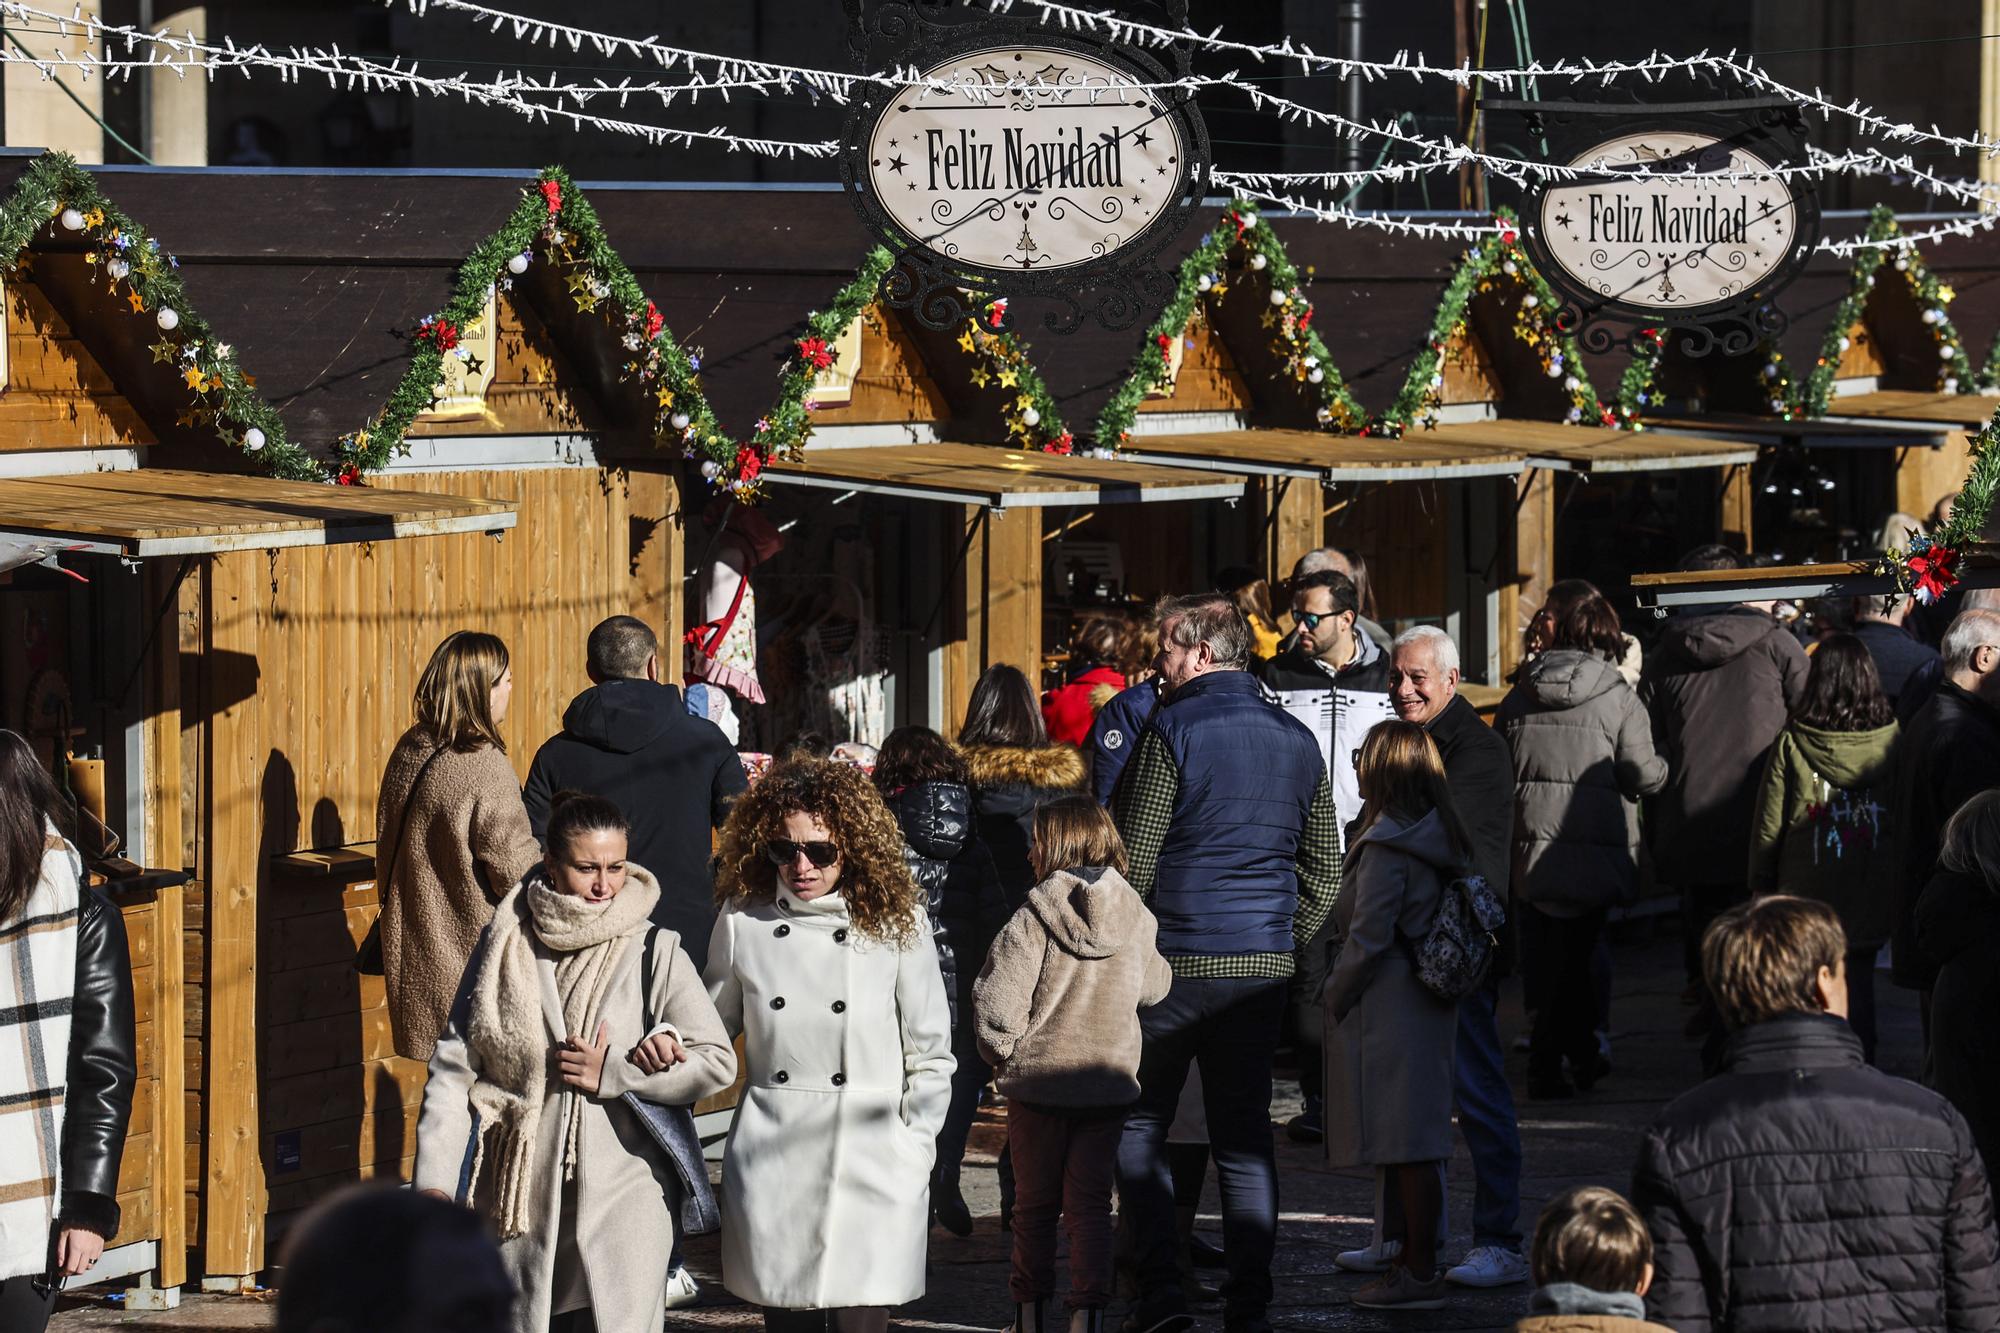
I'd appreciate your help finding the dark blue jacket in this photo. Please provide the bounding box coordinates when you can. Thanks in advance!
[1147,671,1326,956]
[1089,679,1161,805]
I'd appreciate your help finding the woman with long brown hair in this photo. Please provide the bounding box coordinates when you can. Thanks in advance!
[705,759,955,1333]
[960,665,1088,911]
[1324,721,1471,1313]
[0,731,133,1328]
[378,631,543,1061]
[1749,631,1899,1061]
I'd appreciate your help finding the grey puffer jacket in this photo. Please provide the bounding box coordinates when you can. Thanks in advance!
[1497,650,1668,914]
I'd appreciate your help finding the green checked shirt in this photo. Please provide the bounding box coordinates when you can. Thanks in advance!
[1112,726,1344,979]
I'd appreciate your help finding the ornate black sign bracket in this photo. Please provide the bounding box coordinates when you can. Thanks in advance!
[1484,91,1819,358]
[838,0,1211,335]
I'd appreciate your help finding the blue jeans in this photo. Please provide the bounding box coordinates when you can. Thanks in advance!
[1453,980,1523,1250]
[1116,975,1288,1323]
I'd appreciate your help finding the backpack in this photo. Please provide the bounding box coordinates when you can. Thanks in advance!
[1405,873,1507,1003]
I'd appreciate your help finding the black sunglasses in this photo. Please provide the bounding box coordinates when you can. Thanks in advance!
[765,839,841,868]
[1293,609,1345,630]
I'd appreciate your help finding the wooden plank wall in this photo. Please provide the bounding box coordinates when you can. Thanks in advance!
[189,463,680,1279]
[0,273,156,451]
[97,883,187,1289]
[1326,481,1450,620]
[1136,316,1254,414]
[405,292,605,439]
[798,306,950,427]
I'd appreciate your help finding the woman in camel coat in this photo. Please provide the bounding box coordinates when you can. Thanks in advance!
[706,758,955,1333]
[378,631,543,1061]
[415,793,737,1333]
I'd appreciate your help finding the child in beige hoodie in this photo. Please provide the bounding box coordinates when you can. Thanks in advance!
[974,796,1173,1333]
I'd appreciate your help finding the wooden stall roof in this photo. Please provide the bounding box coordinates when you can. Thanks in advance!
[1631,547,2000,608]
[1642,411,1951,449]
[0,469,515,556]
[1816,390,2000,430]
[1117,428,1526,481]
[761,442,1249,508]
[1414,420,1759,473]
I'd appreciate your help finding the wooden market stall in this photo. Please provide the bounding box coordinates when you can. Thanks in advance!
[15,162,700,1288]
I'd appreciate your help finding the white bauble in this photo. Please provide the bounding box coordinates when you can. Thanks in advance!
[1522,294,1539,309]
[507,253,530,275]
[242,428,266,452]
[1249,253,1268,270]
[105,259,130,280]
[1308,368,1324,384]
[700,460,720,480]
[1839,337,1851,351]
[1945,377,1961,393]
[1922,309,1941,325]
[58,208,84,231]
[1941,344,1958,360]
[1196,274,1213,292]
[670,412,692,431]
[1502,260,1518,275]
[1269,289,1288,306]
[155,308,180,331]
[1022,406,1041,427]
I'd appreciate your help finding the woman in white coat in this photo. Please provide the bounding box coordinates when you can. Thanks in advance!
[415,791,738,1333]
[706,757,956,1333]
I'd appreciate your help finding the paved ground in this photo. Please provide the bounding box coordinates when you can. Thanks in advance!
[53,918,1923,1331]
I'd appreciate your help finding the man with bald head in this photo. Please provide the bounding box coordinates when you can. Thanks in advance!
[1379,625,1528,1288]
[1892,608,2000,1010]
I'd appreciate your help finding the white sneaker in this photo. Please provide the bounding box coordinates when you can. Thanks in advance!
[1334,1239,1402,1273]
[1444,1245,1529,1288]
[663,1266,701,1309]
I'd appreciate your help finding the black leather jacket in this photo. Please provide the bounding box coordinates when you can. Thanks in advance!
[882,781,1008,1030]
[59,888,137,1241]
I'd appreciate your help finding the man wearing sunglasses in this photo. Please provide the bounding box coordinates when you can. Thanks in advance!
[1261,571,1390,695]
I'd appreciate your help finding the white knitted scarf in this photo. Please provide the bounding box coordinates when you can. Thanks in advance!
[462,866,659,1239]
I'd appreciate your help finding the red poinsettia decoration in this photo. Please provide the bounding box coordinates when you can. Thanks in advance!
[1909,541,1961,605]
[987,298,1009,329]
[734,444,765,482]
[1497,217,1519,246]
[1297,307,1315,333]
[1156,333,1175,356]
[335,463,361,486]
[1045,431,1074,455]
[1228,209,1251,239]
[797,335,835,372]
[645,301,664,341]
[417,317,460,354]
[540,179,562,216]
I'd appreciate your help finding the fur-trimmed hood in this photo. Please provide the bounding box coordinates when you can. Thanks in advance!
[959,742,1088,793]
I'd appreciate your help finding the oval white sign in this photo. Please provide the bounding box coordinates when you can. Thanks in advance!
[1536,130,1800,313]
[864,46,1187,273]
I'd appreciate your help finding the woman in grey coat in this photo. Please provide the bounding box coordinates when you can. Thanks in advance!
[1324,721,1473,1313]
[1497,581,1668,1100]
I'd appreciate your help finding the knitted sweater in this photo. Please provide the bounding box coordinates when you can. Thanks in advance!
[376,725,543,1061]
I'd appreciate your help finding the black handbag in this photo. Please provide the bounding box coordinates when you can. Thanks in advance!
[356,745,448,975]
[622,926,723,1237]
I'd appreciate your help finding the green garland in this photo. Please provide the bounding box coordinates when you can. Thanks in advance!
[1377,208,1607,437]
[744,245,898,477]
[1613,332,1802,425]
[1977,329,2000,394]
[1874,408,2000,600]
[0,152,307,478]
[962,298,1075,453]
[1793,205,1971,420]
[1091,201,1367,447]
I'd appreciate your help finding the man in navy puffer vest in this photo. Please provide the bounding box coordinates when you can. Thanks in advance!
[1112,593,1343,1333]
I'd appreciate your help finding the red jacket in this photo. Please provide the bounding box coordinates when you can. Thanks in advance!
[1042,666,1128,747]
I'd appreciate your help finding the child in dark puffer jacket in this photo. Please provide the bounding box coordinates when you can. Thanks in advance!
[1515,1187,1674,1333]
[974,797,1172,1333]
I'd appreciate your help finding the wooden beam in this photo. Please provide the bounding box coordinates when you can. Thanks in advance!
[1259,476,1323,590]
[199,552,266,1284]
[1502,470,1555,679]
[1720,462,1755,554]
[1896,434,1974,525]
[981,507,1042,684]
[153,878,188,1289]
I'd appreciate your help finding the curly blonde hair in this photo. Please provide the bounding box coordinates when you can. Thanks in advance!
[715,758,922,945]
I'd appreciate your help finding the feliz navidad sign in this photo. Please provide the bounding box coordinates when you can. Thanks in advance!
[841,11,1209,332]
[1487,97,1819,356]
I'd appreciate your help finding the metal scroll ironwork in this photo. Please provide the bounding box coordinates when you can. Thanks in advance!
[839,0,1210,334]
[1484,93,1819,359]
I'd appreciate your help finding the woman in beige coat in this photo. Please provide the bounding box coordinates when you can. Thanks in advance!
[415,791,737,1333]
[378,631,543,1061]
[1324,721,1473,1314]
[706,758,955,1333]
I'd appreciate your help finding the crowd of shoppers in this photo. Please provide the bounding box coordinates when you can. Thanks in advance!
[22,516,2000,1333]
